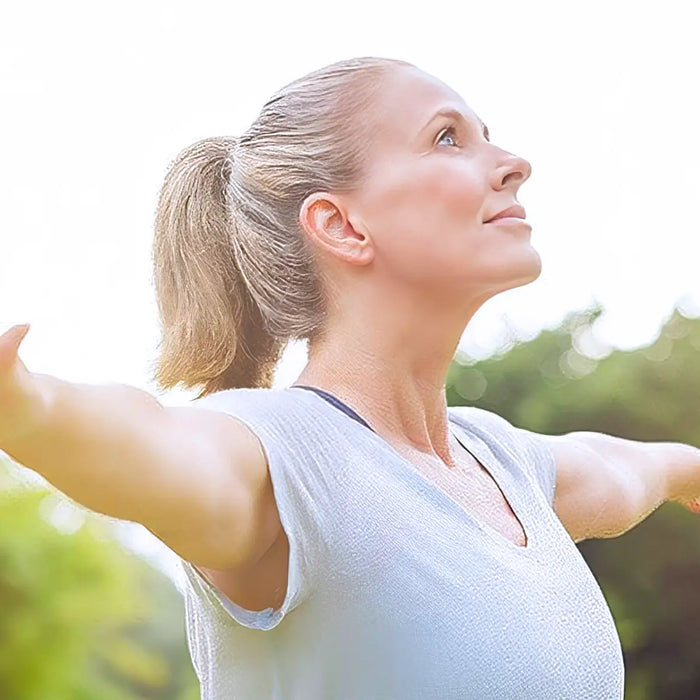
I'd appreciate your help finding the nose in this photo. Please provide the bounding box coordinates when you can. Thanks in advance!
[491,153,532,190]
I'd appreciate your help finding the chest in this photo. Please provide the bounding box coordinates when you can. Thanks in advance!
[405,440,528,548]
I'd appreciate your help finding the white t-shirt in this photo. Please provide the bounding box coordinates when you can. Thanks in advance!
[178,386,624,699]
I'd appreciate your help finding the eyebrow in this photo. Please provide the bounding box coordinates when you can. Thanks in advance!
[420,107,490,141]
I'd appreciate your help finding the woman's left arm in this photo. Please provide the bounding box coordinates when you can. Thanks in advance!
[539,431,700,542]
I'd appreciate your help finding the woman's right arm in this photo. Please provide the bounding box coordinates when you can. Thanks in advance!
[0,326,279,572]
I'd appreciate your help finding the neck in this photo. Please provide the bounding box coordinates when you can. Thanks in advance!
[292,305,474,466]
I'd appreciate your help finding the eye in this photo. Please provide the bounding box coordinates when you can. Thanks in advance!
[436,125,460,148]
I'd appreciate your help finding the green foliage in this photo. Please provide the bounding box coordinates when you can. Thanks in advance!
[448,305,700,699]
[449,304,700,443]
[0,459,198,699]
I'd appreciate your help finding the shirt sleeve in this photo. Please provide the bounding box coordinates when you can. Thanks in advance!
[509,425,557,508]
[178,392,315,631]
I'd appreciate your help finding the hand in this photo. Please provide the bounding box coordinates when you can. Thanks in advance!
[0,324,43,446]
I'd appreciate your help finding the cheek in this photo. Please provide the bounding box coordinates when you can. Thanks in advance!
[424,168,484,222]
[357,159,490,284]
[369,165,485,246]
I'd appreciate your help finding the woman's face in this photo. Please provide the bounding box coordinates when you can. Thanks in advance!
[344,65,539,305]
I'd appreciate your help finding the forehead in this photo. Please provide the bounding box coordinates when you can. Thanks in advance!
[371,66,481,145]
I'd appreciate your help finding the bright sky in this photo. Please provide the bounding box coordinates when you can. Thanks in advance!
[2,1,699,580]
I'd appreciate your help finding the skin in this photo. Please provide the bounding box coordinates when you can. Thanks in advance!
[293,64,535,469]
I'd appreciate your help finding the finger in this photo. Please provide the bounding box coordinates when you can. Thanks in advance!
[0,324,31,368]
[1,324,30,345]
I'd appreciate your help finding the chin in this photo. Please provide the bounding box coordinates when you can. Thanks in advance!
[514,258,543,287]
[459,247,543,298]
[512,246,543,282]
[487,257,543,296]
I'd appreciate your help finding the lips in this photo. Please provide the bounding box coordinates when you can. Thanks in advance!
[485,204,526,222]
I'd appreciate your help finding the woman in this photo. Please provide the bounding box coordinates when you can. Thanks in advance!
[2,56,700,699]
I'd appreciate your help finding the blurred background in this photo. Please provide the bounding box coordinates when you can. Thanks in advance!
[2,0,699,697]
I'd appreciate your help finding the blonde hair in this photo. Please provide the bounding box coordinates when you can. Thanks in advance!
[150,56,413,398]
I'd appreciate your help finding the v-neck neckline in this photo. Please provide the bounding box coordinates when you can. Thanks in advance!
[287,386,535,553]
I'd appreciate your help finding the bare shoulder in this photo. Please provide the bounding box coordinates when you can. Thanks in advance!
[158,405,284,572]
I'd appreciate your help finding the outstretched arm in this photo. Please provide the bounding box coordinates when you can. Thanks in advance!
[0,325,278,571]
[538,431,700,542]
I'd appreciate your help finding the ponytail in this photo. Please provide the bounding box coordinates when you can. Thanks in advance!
[150,136,283,397]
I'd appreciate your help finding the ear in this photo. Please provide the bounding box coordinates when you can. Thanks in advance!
[298,192,373,266]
